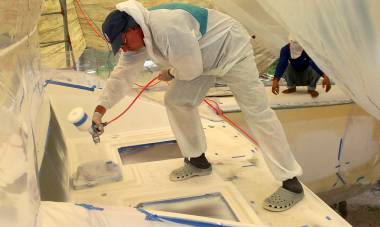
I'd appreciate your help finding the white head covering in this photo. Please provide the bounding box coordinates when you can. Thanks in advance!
[288,34,303,59]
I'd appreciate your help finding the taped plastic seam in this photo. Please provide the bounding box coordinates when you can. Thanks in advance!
[0,26,38,57]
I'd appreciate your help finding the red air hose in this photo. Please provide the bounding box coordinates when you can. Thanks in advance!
[203,99,258,146]
[105,76,258,146]
[105,75,161,125]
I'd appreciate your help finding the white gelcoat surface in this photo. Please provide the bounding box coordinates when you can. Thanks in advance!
[43,84,352,227]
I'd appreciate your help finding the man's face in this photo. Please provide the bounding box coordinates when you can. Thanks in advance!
[121,28,145,52]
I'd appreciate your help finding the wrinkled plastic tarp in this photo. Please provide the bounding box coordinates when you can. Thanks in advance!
[216,0,380,120]
[260,0,380,120]
[0,1,43,227]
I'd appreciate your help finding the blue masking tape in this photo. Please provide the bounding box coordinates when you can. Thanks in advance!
[337,138,343,161]
[137,193,239,223]
[137,193,221,207]
[76,203,104,211]
[241,164,255,168]
[45,80,96,91]
[335,172,346,184]
[138,208,162,221]
[231,155,245,158]
[73,112,88,127]
[118,140,177,153]
[356,176,365,182]
[137,208,231,227]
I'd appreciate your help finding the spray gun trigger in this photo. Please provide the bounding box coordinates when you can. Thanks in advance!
[90,121,105,144]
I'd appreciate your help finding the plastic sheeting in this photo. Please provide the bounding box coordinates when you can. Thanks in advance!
[0,1,44,227]
[214,0,287,72]
[253,0,380,120]
[38,0,86,68]
[216,0,380,120]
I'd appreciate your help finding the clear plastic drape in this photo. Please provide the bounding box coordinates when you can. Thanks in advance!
[216,0,380,120]
[0,1,43,227]
[256,0,380,120]
[214,0,288,72]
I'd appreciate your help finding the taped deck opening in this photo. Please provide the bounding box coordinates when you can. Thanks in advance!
[136,192,239,221]
[119,140,182,165]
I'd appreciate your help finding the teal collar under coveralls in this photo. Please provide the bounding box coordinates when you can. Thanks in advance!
[149,3,208,36]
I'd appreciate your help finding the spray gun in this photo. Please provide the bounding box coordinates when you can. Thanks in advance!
[68,107,107,144]
[89,121,107,144]
[67,76,161,144]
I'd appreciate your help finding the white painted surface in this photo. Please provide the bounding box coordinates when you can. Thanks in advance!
[43,84,352,227]
[215,86,380,203]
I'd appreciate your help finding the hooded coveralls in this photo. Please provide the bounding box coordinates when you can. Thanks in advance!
[98,0,302,181]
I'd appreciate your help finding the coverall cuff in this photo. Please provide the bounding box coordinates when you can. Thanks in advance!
[95,105,107,115]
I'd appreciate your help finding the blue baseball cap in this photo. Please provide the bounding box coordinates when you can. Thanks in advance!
[102,10,140,55]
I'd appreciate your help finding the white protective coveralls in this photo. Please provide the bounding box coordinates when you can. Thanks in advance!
[98,0,302,181]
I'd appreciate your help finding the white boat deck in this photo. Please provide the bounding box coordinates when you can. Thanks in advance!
[205,85,352,113]
[43,83,352,227]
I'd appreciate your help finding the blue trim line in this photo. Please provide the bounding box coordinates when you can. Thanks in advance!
[356,176,365,182]
[73,112,88,127]
[137,193,221,207]
[231,155,245,158]
[337,138,343,161]
[335,172,346,185]
[241,164,255,168]
[75,203,104,211]
[118,140,177,153]
[136,192,239,223]
[137,208,232,227]
[45,80,96,91]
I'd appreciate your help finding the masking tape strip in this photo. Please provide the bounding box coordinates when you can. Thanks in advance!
[45,80,96,91]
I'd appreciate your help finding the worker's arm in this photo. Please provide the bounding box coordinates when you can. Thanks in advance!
[274,45,290,80]
[309,59,324,77]
[92,49,146,132]
[272,45,289,95]
[322,74,331,92]
[98,49,146,110]
[309,56,331,92]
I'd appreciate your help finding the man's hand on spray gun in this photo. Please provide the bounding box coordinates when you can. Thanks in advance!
[158,68,174,81]
[91,105,107,144]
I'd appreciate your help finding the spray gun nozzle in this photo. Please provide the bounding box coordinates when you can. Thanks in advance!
[90,122,107,144]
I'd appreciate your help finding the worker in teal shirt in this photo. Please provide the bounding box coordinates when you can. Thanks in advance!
[94,1,305,212]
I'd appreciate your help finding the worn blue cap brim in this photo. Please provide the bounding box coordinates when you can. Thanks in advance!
[111,32,123,55]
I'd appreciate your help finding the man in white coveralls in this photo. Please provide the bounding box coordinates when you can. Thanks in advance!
[92,0,304,211]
